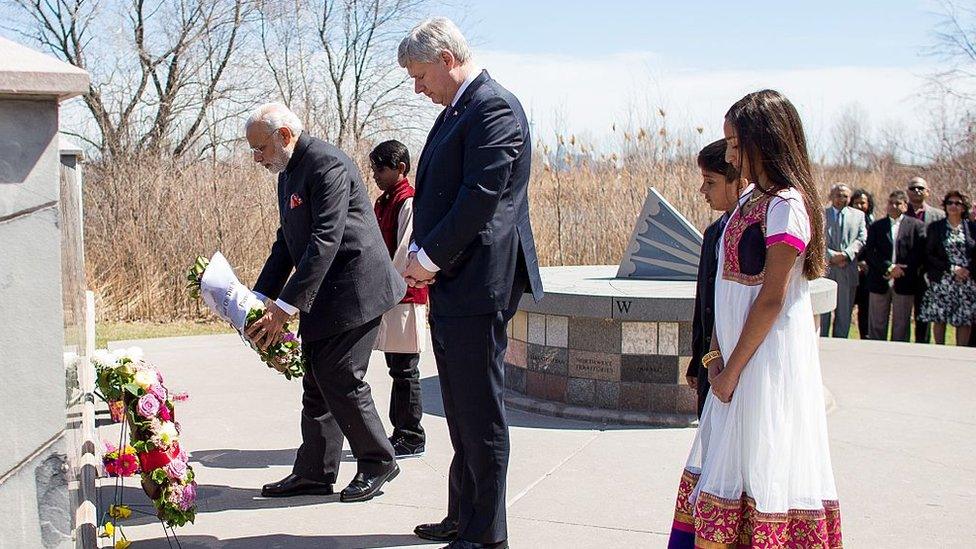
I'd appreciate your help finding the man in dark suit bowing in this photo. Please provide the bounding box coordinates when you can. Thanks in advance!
[244,102,405,503]
[398,18,543,549]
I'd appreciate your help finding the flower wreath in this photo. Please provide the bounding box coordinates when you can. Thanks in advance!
[93,347,197,532]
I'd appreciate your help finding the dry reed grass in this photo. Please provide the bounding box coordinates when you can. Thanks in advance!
[83,140,974,322]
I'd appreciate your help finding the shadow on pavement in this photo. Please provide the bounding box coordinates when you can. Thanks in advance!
[132,533,438,548]
[421,375,666,431]
[98,483,347,527]
[190,448,355,469]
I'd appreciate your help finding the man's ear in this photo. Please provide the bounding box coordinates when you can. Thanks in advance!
[278,126,295,145]
[440,50,455,68]
[397,161,408,177]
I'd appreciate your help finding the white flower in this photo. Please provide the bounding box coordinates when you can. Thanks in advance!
[154,421,179,447]
[122,347,144,362]
[91,349,115,368]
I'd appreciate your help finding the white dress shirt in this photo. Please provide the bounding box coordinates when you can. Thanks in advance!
[888,214,902,286]
[410,67,482,273]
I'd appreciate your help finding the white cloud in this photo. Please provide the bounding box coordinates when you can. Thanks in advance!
[478,49,945,159]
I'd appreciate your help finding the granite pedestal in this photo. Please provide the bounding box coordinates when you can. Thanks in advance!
[504,265,838,426]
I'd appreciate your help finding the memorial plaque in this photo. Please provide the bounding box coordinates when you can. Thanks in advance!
[528,344,569,376]
[569,350,621,381]
[620,354,679,384]
[617,187,703,280]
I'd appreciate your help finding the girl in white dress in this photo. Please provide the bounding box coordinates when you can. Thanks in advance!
[668,90,842,548]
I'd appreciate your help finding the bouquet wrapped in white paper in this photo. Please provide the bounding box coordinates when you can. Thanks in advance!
[186,252,304,379]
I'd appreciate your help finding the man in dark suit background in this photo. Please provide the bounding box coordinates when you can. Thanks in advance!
[862,190,926,342]
[398,18,543,549]
[905,176,945,343]
[244,103,405,503]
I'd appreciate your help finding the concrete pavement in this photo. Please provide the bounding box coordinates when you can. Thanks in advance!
[98,335,976,548]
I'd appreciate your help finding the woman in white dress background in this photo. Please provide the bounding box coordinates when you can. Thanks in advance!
[668,89,842,548]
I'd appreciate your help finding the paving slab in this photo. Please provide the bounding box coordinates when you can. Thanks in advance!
[99,334,976,548]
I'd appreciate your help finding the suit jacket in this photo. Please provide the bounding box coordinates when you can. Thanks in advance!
[824,206,867,287]
[924,218,976,284]
[687,215,726,414]
[254,132,406,342]
[911,204,946,226]
[862,215,926,295]
[413,70,543,316]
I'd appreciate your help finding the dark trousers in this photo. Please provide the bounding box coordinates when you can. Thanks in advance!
[914,288,931,344]
[293,317,394,482]
[431,280,524,544]
[384,352,425,445]
[855,280,871,339]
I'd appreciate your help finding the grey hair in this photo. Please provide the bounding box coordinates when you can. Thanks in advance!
[246,102,304,135]
[908,176,927,188]
[829,182,851,194]
[398,17,471,66]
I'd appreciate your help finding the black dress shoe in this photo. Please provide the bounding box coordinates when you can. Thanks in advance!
[390,435,426,458]
[414,517,459,541]
[339,463,399,502]
[441,540,508,549]
[261,474,333,498]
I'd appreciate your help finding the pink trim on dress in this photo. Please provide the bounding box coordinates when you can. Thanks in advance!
[766,232,806,254]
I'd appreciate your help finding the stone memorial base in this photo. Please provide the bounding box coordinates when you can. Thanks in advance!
[503,265,837,426]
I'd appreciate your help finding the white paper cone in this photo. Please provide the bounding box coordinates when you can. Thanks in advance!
[199,252,263,330]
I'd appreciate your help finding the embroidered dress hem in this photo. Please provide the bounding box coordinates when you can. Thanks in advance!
[668,470,843,549]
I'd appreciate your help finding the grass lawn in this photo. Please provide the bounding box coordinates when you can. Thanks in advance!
[96,320,234,348]
[834,307,962,345]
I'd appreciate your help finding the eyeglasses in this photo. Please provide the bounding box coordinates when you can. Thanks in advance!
[908,186,926,192]
[946,200,964,207]
[248,130,279,156]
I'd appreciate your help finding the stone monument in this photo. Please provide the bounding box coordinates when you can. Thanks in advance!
[504,188,837,426]
[0,37,90,547]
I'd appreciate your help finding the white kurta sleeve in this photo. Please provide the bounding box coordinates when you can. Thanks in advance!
[392,197,415,273]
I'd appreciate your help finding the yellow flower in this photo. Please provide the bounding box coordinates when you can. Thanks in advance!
[100,522,114,537]
[115,540,131,549]
[109,504,132,519]
[133,370,155,390]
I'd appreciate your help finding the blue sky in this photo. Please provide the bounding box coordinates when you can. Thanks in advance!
[447,0,935,69]
[429,1,953,158]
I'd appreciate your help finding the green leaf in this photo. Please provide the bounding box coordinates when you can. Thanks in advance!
[123,383,142,396]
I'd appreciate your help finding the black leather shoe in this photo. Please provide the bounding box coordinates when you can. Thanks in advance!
[261,474,333,498]
[390,435,426,458]
[441,540,508,549]
[414,517,459,542]
[339,463,399,502]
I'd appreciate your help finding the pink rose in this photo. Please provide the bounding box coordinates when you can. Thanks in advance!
[158,404,172,421]
[149,384,167,401]
[165,458,187,481]
[137,394,160,418]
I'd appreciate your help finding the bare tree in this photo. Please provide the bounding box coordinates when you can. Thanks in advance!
[930,0,976,102]
[832,104,868,168]
[8,0,253,159]
[258,0,433,149]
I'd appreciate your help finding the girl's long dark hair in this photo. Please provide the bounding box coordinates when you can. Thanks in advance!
[725,89,826,280]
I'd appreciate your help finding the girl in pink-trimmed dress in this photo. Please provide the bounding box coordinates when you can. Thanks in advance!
[668,90,842,549]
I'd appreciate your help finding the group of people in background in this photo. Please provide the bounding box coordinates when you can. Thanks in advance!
[819,177,976,347]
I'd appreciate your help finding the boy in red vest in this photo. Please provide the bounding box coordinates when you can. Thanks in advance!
[370,140,427,457]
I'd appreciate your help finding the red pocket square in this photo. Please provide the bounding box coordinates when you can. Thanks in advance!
[289,193,303,209]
